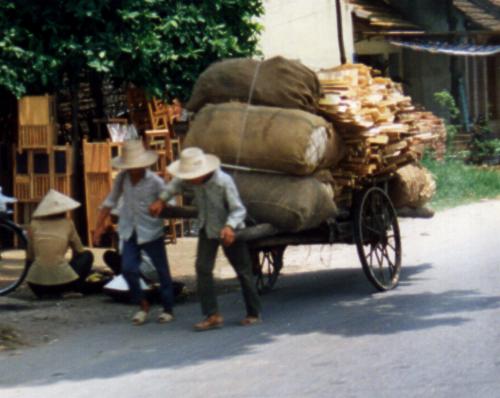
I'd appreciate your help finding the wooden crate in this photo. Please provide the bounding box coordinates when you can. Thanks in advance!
[83,139,118,246]
[18,95,56,126]
[13,144,73,202]
[18,95,57,152]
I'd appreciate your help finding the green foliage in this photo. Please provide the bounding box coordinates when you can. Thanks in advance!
[433,90,460,120]
[469,138,500,164]
[422,154,500,209]
[428,94,500,208]
[433,90,461,149]
[468,120,500,165]
[0,0,264,100]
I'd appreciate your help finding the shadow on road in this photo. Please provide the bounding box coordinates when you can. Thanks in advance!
[264,263,493,337]
[2,262,500,388]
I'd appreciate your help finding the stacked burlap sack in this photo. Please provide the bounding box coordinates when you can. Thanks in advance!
[388,163,436,210]
[184,57,344,231]
[187,56,321,113]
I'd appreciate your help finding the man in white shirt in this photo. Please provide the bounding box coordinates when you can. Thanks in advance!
[94,140,174,325]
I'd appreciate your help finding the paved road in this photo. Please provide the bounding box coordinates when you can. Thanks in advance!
[1,201,500,398]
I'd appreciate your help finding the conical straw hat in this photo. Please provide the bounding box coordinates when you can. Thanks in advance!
[111,140,158,169]
[32,189,81,218]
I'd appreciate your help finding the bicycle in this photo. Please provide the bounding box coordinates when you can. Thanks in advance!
[0,189,29,296]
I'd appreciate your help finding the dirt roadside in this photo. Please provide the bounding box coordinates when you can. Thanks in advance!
[0,238,241,352]
[0,231,356,352]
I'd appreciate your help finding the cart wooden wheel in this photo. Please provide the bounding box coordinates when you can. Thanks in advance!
[353,186,401,291]
[250,246,286,294]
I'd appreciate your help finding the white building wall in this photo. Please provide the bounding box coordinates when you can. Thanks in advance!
[259,0,354,71]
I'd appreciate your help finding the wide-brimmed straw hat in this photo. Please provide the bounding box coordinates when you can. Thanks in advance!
[32,189,81,218]
[111,140,158,169]
[167,147,220,180]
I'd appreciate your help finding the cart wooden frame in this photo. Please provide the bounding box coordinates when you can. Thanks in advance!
[160,178,402,294]
[247,182,402,294]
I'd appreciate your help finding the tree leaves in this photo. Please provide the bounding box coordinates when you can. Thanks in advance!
[0,0,263,100]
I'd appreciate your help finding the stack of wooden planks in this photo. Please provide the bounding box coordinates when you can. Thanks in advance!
[317,63,445,195]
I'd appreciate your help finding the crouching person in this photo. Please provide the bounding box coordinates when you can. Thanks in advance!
[93,140,175,325]
[150,147,261,331]
[26,190,94,299]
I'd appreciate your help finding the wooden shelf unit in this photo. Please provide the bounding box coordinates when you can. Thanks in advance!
[13,144,73,203]
[12,144,73,228]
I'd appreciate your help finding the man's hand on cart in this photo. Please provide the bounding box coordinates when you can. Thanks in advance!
[220,226,235,247]
[149,199,166,217]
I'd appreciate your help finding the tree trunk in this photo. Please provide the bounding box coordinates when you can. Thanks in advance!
[68,72,87,241]
[89,71,105,140]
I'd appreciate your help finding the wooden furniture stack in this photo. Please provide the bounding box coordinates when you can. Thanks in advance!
[144,98,183,242]
[145,97,182,178]
[317,64,445,196]
[147,98,173,130]
[83,94,185,246]
[83,138,120,246]
[13,95,73,227]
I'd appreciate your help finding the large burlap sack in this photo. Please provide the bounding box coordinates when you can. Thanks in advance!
[184,103,344,175]
[228,170,338,232]
[389,163,436,208]
[186,56,321,113]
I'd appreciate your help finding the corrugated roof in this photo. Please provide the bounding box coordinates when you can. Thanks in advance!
[390,39,500,56]
[349,0,422,32]
[453,0,500,30]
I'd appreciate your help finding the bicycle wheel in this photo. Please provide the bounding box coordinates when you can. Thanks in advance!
[0,221,29,295]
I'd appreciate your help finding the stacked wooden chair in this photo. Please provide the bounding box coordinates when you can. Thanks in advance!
[145,97,183,243]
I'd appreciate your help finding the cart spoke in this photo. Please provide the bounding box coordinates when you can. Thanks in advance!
[366,225,381,235]
[374,247,386,283]
[382,246,395,269]
[386,240,396,251]
[374,245,383,267]
[366,244,376,264]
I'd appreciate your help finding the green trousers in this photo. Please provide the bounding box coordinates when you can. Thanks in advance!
[195,229,261,317]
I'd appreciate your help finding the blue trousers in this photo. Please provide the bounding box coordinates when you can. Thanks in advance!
[122,233,174,313]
